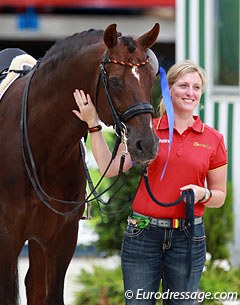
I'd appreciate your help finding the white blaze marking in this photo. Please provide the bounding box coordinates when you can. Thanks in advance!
[149,119,153,131]
[132,66,140,81]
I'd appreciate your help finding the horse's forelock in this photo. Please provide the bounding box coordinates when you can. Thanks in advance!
[119,36,137,53]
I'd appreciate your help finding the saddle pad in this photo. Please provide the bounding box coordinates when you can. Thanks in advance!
[0,48,26,73]
[0,54,37,100]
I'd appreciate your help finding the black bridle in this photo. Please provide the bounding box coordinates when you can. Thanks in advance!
[20,51,156,216]
[100,51,155,137]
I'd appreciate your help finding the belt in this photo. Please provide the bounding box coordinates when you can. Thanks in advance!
[132,212,203,229]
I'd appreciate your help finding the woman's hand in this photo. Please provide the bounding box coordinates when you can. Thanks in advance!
[72,89,99,128]
[180,184,206,204]
[72,90,133,176]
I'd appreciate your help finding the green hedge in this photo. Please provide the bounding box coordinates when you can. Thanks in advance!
[73,266,124,305]
[204,182,233,260]
[73,262,240,305]
[199,259,240,304]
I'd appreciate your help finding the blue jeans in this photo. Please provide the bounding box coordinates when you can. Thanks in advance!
[121,220,206,305]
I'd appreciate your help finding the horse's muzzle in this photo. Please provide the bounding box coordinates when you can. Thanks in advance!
[128,132,158,164]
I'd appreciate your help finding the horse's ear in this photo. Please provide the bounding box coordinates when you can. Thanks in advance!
[103,24,118,48]
[138,23,160,50]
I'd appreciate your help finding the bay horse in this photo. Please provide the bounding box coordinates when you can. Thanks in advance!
[0,23,159,305]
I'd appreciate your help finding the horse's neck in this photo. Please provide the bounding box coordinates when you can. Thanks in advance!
[27,47,103,162]
[36,45,102,102]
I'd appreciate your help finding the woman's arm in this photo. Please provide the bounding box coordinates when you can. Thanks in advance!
[204,165,227,208]
[73,89,133,177]
[180,165,227,207]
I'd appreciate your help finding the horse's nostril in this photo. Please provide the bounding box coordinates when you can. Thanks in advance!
[133,138,158,161]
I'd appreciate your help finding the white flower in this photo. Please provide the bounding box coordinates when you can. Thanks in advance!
[213,259,231,271]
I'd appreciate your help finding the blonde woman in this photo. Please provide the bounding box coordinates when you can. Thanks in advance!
[73,60,227,305]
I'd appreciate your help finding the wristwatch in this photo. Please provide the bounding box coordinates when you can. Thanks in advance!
[199,188,212,203]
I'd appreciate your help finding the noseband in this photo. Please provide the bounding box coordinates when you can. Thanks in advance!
[100,52,155,137]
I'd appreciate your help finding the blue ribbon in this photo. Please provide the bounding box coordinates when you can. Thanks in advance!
[159,66,174,180]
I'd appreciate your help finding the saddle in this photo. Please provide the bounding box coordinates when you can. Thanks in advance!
[0,48,37,100]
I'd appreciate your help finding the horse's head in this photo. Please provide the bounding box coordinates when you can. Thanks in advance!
[97,23,160,165]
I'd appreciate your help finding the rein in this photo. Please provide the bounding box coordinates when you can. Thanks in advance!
[143,168,195,222]
[78,52,156,210]
[80,137,134,214]
[20,50,156,216]
[77,52,156,212]
[143,166,195,288]
[20,63,85,216]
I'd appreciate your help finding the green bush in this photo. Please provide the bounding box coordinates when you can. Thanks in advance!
[73,264,164,305]
[73,261,240,305]
[204,182,233,260]
[199,259,240,304]
[73,265,124,305]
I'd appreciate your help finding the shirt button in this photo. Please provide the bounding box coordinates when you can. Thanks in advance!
[177,148,182,156]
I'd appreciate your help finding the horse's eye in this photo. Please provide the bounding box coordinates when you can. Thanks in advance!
[109,77,122,88]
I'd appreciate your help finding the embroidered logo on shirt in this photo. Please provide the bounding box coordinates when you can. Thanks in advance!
[193,141,211,149]
[159,139,170,143]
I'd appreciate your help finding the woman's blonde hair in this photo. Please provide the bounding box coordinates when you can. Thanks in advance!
[159,60,207,117]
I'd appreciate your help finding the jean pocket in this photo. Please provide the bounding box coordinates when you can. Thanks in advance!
[183,223,206,241]
[124,223,144,238]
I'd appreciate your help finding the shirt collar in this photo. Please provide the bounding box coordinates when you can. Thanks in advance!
[156,114,204,133]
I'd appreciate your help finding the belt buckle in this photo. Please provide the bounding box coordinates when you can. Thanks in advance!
[157,219,171,228]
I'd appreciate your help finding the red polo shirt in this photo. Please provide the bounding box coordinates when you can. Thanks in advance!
[132,114,227,218]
